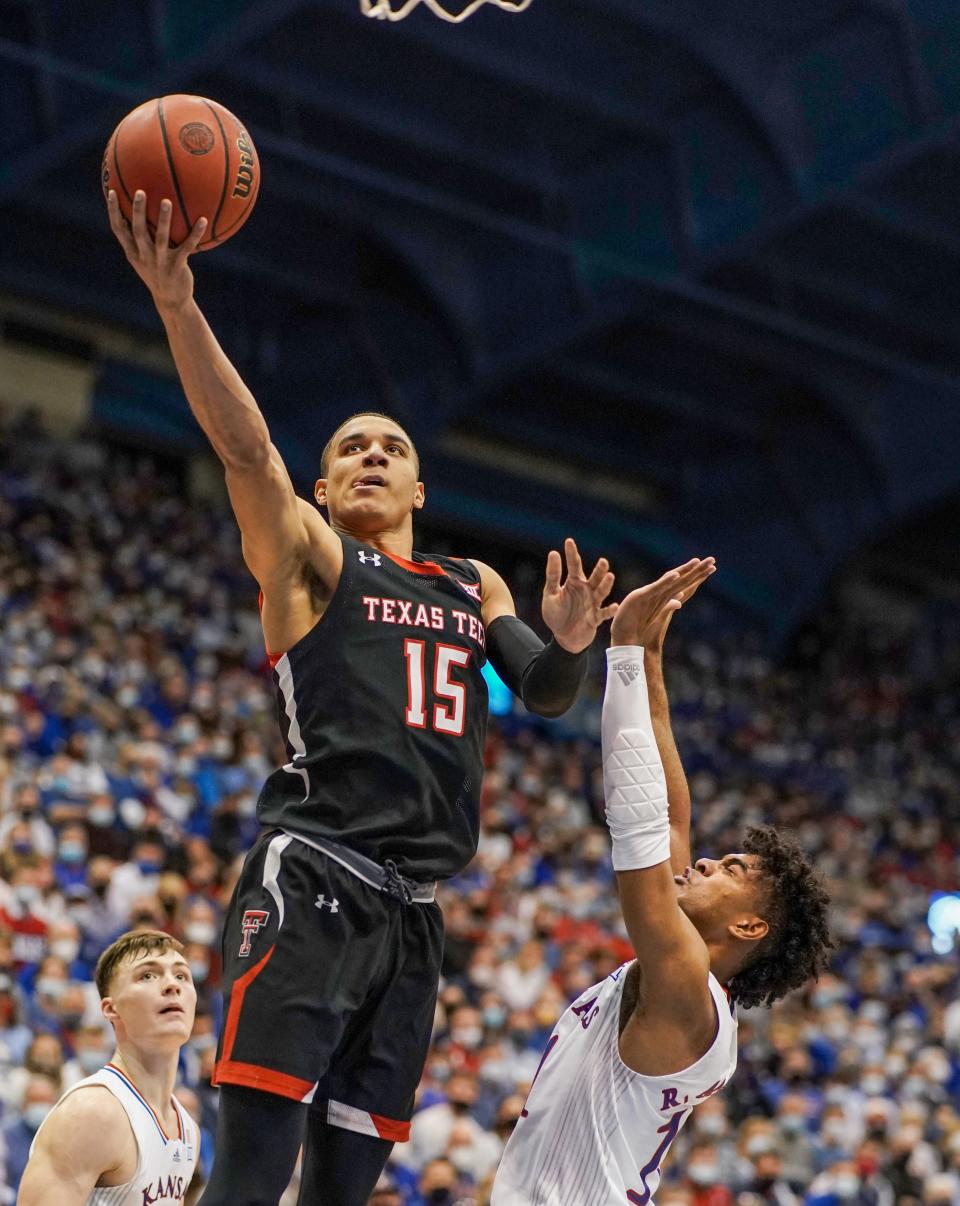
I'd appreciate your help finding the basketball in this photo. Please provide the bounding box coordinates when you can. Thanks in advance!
[101,95,260,251]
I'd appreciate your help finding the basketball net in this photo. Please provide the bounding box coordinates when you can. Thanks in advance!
[361,0,532,22]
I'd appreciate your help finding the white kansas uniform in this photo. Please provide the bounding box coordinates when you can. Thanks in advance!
[30,1062,199,1205]
[493,961,737,1206]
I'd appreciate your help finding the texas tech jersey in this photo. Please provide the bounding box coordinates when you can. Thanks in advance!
[492,962,738,1206]
[256,533,488,882]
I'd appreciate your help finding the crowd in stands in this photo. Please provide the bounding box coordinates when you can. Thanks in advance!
[0,414,958,1205]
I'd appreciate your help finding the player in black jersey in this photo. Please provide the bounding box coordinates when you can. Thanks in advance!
[109,189,618,1206]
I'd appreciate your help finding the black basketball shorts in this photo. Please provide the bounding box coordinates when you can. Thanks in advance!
[213,829,444,1142]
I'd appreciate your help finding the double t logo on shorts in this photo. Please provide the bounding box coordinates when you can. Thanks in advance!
[239,909,270,957]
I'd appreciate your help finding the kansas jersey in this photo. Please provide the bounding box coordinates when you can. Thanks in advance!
[256,533,488,882]
[30,1063,199,1205]
[492,963,737,1206]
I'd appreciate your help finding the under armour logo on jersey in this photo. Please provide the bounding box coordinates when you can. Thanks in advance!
[358,551,382,566]
[617,663,644,686]
[238,909,270,957]
[315,894,340,914]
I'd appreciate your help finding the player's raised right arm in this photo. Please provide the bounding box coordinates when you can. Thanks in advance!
[107,188,339,594]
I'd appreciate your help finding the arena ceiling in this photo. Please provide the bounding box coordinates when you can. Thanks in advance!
[2,0,960,638]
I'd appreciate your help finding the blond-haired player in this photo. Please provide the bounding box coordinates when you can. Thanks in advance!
[18,930,201,1205]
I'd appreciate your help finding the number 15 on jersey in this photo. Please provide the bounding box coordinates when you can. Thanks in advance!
[404,639,471,737]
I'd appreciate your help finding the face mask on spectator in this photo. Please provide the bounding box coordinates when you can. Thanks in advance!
[23,1103,52,1132]
[834,1173,860,1199]
[902,1076,928,1099]
[58,841,86,864]
[779,1114,805,1136]
[698,1114,726,1137]
[137,859,161,876]
[483,1006,506,1030]
[427,1191,453,1206]
[861,1074,886,1095]
[88,804,115,826]
[78,1048,109,1074]
[688,1164,720,1186]
[12,840,33,856]
[174,719,200,744]
[188,961,208,983]
[50,939,79,964]
[452,1026,483,1049]
[60,1009,84,1031]
[36,978,65,1000]
[185,922,217,947]
[14,884,40,909]
[119,798,145,829]
[189,1033,217,1054]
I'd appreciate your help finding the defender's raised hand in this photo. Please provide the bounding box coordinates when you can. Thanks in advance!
[107,189,207,312]
[610,557,715,652]
[542,537,618,654]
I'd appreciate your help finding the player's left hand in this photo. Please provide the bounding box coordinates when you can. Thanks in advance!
[610,557,715,652]
[542,538,617,654]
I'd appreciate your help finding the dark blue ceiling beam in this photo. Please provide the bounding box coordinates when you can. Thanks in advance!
[19,189,358,312]
[551,357,759,440]
[231,59,551,198]
[0,0,311,205]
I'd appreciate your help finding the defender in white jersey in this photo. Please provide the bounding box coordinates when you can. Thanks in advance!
[18,930,201,1206]
[494,560,833,1206]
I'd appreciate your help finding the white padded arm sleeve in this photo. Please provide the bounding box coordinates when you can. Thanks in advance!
[602,646,671,872]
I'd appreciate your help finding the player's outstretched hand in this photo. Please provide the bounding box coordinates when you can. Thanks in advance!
[541,537,618,654]
[107,189,207,312]
[610,557,715,654]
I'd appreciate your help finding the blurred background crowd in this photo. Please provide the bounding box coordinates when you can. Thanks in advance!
[1,415,959,1206]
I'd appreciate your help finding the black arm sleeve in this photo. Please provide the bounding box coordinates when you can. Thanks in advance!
[486,615,588,719]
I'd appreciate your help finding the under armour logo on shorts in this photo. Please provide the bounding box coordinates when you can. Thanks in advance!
[315,894,340,914]
[358,551,382,566]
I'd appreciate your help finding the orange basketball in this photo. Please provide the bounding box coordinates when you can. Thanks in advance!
[102,95,260,251]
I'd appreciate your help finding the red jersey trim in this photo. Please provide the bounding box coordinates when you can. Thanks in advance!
[370,1111,412,1142]
[379,550,447,577]
[257,590,286,667]
[220,944,275,1064]
[213,1059,316,1102]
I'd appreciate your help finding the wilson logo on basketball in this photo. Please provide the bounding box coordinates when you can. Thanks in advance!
[232,131,256,199]
[179,122,215,155]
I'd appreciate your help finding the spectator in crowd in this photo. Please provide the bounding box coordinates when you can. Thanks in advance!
[0,1073,57,1189]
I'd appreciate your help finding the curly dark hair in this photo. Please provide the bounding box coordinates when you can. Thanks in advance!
[726,825,834,1010]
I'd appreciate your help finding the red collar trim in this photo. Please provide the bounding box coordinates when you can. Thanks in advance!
[379,549,448,577]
